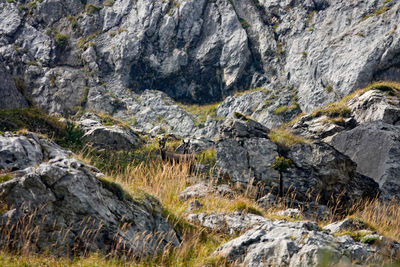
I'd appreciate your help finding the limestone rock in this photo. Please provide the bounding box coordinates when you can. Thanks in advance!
[213,219,399,266]
[0,134,43,171]
[323,218,369,234]
[0,133,179,256]
[331,121,400,200]
[78,113,140,151]
[215,119,379,210]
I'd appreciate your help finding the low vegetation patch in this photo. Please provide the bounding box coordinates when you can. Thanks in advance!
[269,128,310,149]
[234,87,270,97]
[178,102,223,127]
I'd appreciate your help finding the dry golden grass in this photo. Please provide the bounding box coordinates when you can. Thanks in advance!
[351,199,400,242]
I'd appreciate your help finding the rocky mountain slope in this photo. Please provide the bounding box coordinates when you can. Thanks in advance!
[2,0,400,266]
[1,0,400,114]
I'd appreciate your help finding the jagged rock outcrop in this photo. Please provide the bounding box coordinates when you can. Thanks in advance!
[291,88,400,141]
[331,121,400,200]
[216,87,301,128]
[286,87,400,200]
[212,218,400,266]
[215,118,379,210]
[1,0,400,121]
[0,132,179,256]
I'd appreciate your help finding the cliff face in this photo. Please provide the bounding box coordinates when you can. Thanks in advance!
[1,0,399,114]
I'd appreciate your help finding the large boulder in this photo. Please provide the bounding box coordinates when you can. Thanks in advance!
[78,113,140,151]
[216,118,279,186]
[0,133,179,256]
[216,118,379,210]
[286,142,379,207]
[213,219,400,266]
[331,121,400,200]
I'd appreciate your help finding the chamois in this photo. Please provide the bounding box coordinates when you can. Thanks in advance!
[158,137,195,164]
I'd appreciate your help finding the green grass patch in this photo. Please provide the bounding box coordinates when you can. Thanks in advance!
[179,102,223,127]
[269,128,310,149]
[0,175,12,184]
[273,105,288,115]
[229,201,263,216]
[98,177,133,202]
[0,108,85,150]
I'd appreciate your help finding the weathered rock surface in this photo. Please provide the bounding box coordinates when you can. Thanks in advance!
[0,133,44,171]
[323,218,369,234]
[216,118,379,210]
[78,113,140,150]
[348,89,400,125]
[0,133,179,256]
[2,0,400,124]
[0,64,28,109]
[212,219,400,266]
[331,121,400,200]
[187,212,270,235]
[179,182,234,202]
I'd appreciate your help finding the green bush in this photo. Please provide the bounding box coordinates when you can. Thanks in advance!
[62,121,84,149]
[55,33,68,48]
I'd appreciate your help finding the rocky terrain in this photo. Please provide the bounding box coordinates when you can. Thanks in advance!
[0,132,179,256]
[1,0,400,266]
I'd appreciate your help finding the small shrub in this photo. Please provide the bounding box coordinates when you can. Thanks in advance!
[55,33,68,48]
[325,84,333,93]
[361,235,380,245]
[62,121,84,149]
[271,156,291,173]
[85,4,102,15]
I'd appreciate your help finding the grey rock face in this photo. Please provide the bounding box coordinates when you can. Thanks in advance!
[213,219,399,266]
[323,218,368,234]
[0,64,28,109]
[216,118,379,209]
[187,212,270,235]
[78,113,140,151]
[0,133,179,256]
[331,121,400,200]
[216,87,301,129]
[216,118,279,186]
[179,182,234,202]
[286,142,379,207]
[348,89,400,125]
[2,0,400,120]
[0,134,43,171]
